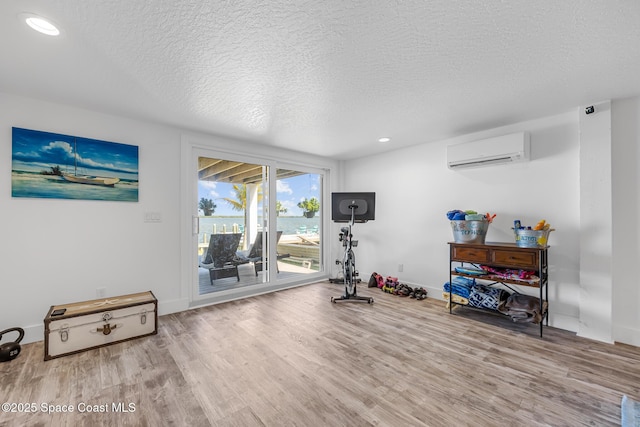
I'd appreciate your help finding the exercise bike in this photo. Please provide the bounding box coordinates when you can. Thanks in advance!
[331,203,374,304]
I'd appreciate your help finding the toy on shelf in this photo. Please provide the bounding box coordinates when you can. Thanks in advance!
[446,209,496,222]
[513,219,555,247]
[447,209,496,244]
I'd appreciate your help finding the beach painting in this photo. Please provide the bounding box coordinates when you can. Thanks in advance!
[11,127,139,202]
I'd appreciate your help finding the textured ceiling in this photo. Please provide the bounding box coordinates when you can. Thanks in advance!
[2,1,640,159]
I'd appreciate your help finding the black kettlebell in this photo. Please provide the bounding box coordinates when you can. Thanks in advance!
[0,327,25,362]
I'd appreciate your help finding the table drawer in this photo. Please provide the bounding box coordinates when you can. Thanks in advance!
[492,250,537,269]
[451,246,490,263]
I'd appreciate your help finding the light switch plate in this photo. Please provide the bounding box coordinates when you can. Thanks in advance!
[144,212,162,222]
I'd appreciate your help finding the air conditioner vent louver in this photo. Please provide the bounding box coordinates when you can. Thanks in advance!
[447,132,530,169]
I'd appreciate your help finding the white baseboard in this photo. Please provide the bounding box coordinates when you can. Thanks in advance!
[614,325,640,347]
[20,323,45,345]
[158,297,190,316]
[549,312,579,334]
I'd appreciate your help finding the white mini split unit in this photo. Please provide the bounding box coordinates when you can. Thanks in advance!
[447,131,530,169]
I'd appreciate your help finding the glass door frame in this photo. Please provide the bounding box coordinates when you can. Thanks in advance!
[182,137,330,308]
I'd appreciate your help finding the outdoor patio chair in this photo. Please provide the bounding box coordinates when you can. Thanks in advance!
[236,231,289,276]
[199,233,245,284]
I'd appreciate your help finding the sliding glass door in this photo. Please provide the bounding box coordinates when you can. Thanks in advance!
[196,155,269,296]
[190,148,325,302]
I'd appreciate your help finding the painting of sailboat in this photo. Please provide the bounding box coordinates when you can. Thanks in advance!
[61,173,120,187]
[61,139,121,187]
[11,127,138,202]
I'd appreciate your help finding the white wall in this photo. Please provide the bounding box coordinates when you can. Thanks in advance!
[343,112,583,333]
[343,101,640,346]
[1,93,182,344]
[612,96,640,346]
[0,92,335,344]
[578,100,613,343]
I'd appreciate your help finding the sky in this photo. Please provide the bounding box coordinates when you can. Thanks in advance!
[198,173,321,216]
[11,127,139,180]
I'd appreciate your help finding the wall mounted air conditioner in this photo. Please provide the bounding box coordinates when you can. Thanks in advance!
[447,132,530,169]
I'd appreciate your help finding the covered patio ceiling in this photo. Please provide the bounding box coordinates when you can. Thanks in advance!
[198,158,305,184]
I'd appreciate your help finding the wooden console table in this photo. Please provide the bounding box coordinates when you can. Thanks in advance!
[448,241,549,337]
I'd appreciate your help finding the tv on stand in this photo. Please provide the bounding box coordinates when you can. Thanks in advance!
[331,192,375,223]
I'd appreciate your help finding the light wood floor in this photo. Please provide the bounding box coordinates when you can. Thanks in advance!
[2,282,639,426]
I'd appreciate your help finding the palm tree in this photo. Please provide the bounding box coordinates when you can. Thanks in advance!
[223,184,263,247]
[41,165,63,176]
[223,185,247,212]
[276,201,287,216]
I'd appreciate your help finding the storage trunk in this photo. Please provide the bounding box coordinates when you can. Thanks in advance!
[44,291,157,361]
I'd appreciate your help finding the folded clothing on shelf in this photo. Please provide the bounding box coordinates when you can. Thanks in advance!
[480,265,536,281]
[454,266,487,276]
[443,292,470,307]
[444,277,511,312]
[443,276,476,299]
[468,284,510,311]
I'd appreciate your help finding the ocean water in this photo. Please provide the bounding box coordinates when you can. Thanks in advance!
[199,215,320,238]
[11,170,138,202]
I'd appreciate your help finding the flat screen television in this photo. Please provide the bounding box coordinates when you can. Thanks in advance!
[331,192,376,223]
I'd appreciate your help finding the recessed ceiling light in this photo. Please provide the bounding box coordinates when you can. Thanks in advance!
[21,13,60,36]
[378,137,391,143]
